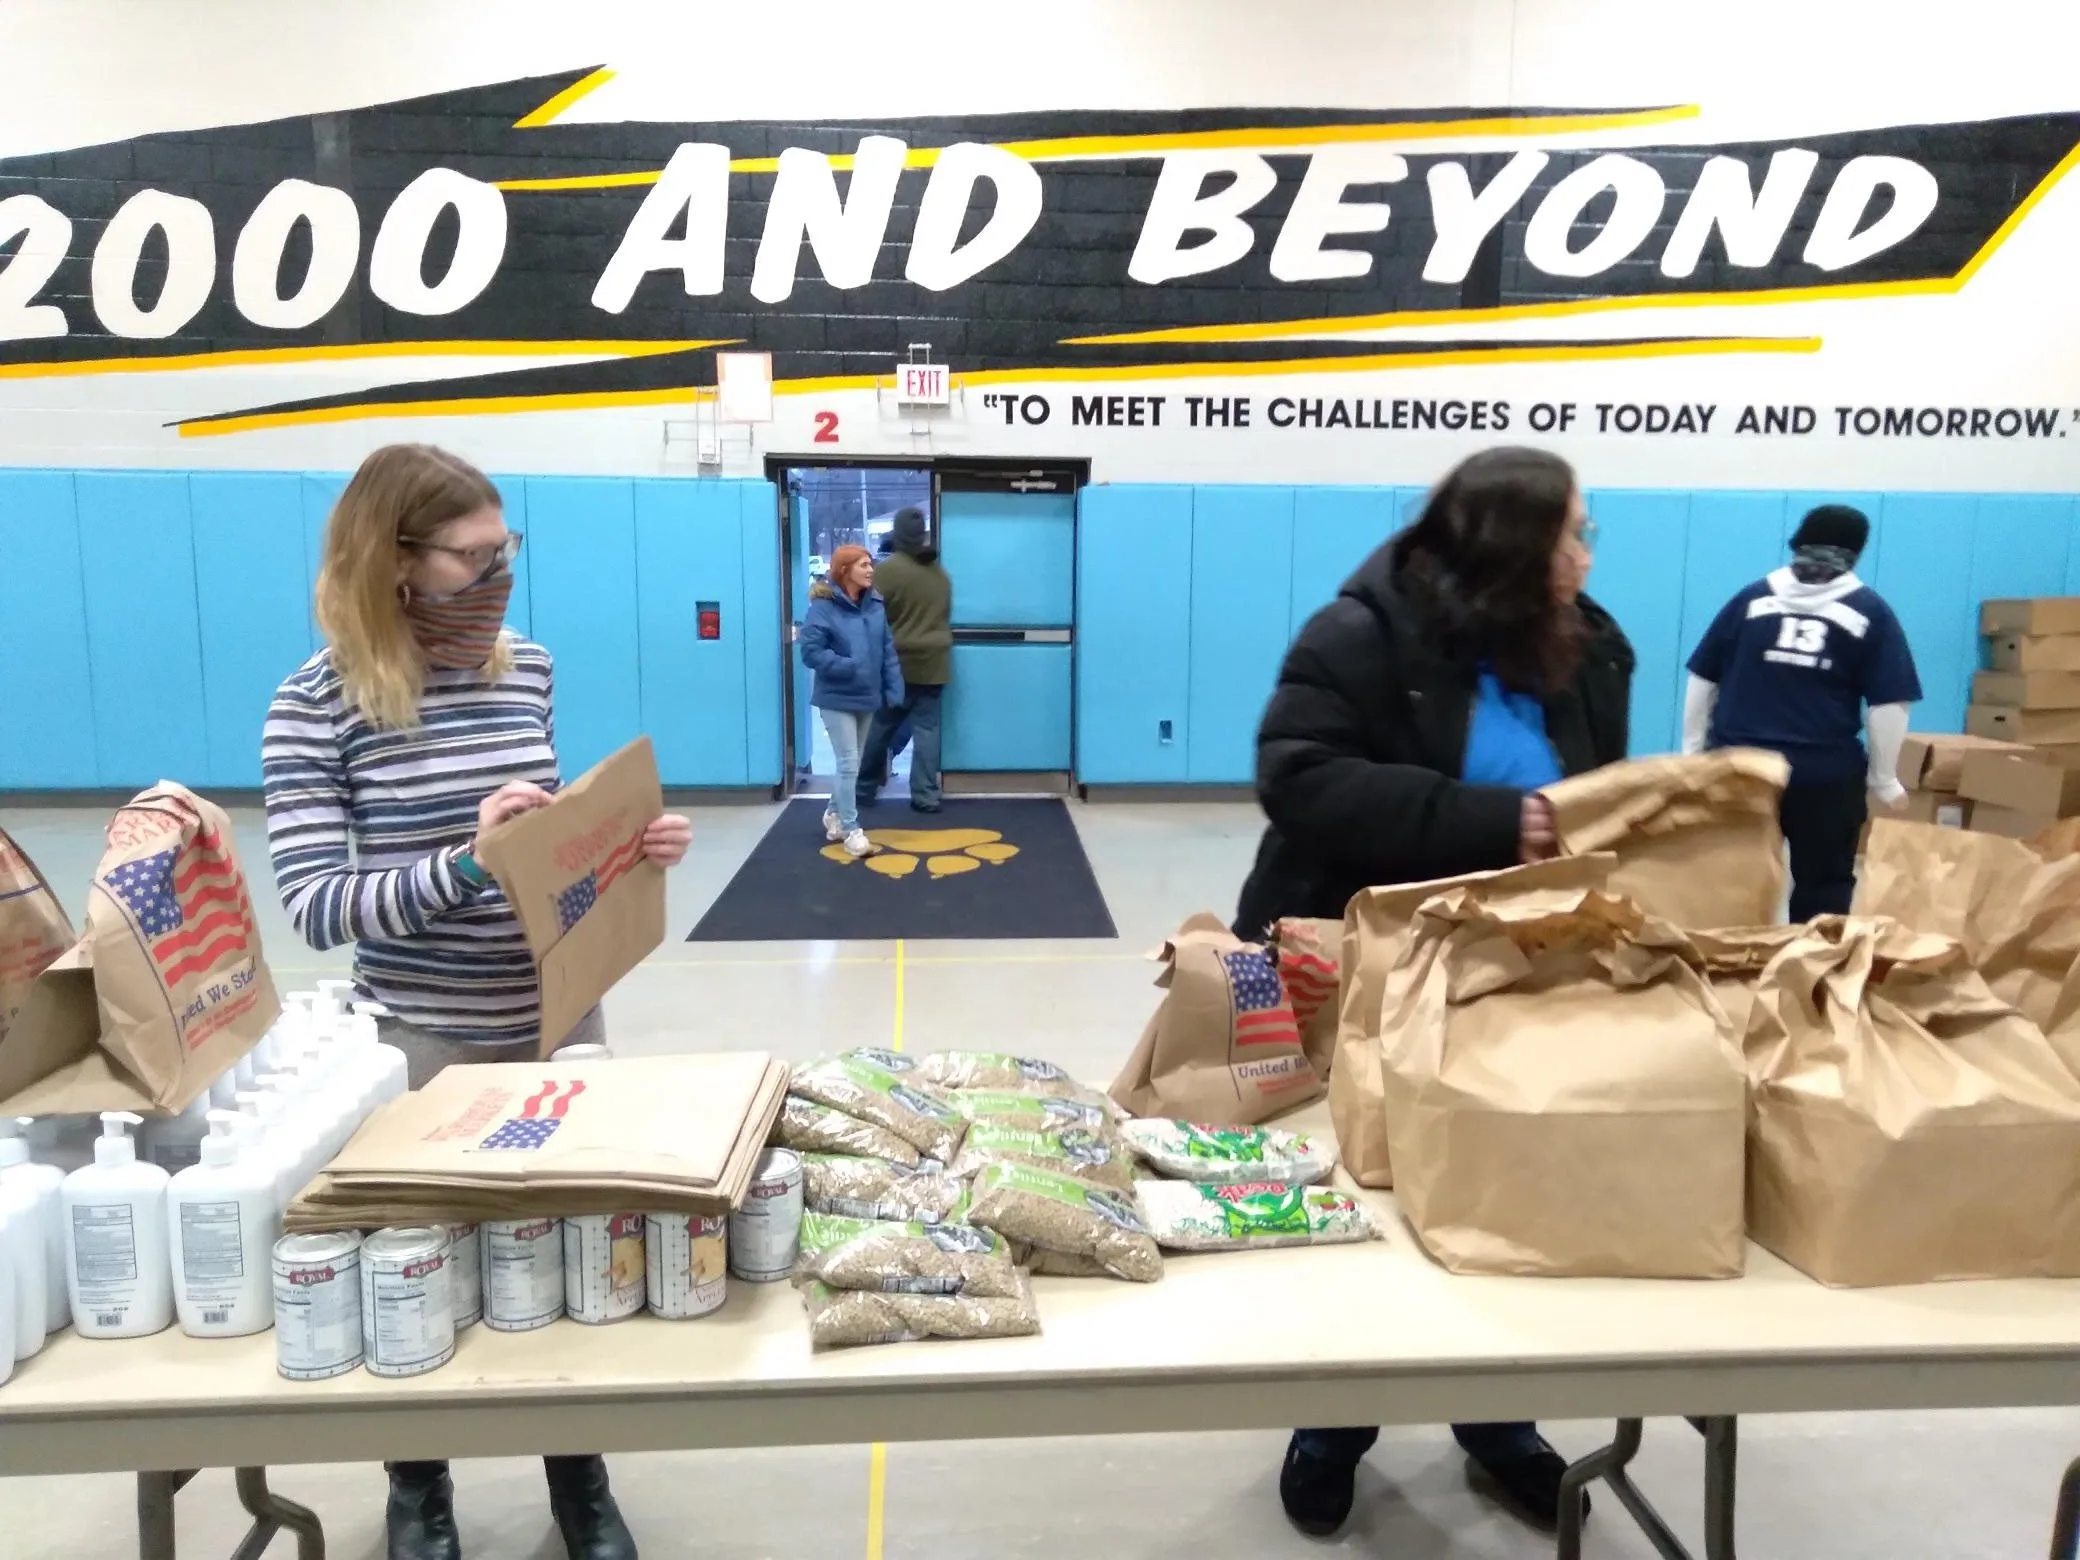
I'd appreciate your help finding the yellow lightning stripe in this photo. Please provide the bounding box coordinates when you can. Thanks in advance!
[0,339,723,381]
[493,105,1700,191]
[513,68,616,129]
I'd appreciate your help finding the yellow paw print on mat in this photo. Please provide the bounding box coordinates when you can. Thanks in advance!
[822,827,1021,879]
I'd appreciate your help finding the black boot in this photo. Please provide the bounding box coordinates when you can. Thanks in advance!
[1279,1435,1358,1537]
[385,1461,461,1560]
[544,1455,638,1560]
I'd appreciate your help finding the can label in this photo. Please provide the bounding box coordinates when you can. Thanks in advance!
[445,1223,482,1330]
[645,1214,728,1319]
[729,1148,805,1281]
[361,1240,456,1377]
[273,1245,362,1380]
[483,1218,565,1332]
[564,1212,645,1324]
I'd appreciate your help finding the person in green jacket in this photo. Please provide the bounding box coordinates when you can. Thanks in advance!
[860,506,952,813]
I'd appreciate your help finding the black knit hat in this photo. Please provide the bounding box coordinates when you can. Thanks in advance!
[1790,504,1870,558]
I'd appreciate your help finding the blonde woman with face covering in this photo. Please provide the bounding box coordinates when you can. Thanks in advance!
[261,443,687,1560]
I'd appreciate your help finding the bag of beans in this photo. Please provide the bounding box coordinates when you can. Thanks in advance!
[789,1055,966,1162]
[966,1161,1162,1282]
[774,1096,921,1167]
[800,1153,970,1224]
[800,1273,1041,1347]
[952,1121,1135,1189]
[947,1089,1115,1136]
[793,1211,1022,1297]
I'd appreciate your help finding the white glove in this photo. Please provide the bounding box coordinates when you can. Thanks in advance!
[1869,778,1907,808]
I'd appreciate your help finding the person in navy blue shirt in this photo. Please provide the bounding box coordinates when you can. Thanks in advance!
[1683,505,1921,920]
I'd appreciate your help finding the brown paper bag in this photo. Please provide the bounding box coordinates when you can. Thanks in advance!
[0,784,279,1116]
[1853,818,2080,1033]
[1543,749,1790,929]
[1690,925,1808,1042]
[1108,914,1325,1123]
[0,823,73,1047]
[1332,856,1612,1188]
[1269,917,1341,1079]
[476,737,666,1055]
[1380,877,1747,1278]
[1745,918,2080,1286]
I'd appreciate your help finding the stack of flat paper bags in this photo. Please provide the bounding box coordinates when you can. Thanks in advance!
[285,1053,790,1231]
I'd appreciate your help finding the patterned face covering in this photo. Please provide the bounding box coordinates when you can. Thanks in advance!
[403,566,514,669]
[1790,543,1858,584]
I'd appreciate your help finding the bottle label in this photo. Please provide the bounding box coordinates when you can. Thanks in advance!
[179,1200,246,1283]
[72,1203,139,1318]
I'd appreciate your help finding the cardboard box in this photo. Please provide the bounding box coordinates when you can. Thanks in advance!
[1899,791,1972,829]
[1958,749,2080,818]
[1897,733,2030,793]
[1971,671,2080,711]
[1987,633,2080,673]
[1981,598,2080,637]
[1969,803,2056,839]
[1966,705,2080,745]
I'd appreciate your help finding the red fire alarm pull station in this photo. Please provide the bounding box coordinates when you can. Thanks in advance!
[697,601,721,640]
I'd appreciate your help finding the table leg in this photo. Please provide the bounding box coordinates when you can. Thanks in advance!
[137,1471,197,1560]
[1557,1417,1738,1560]
[231,1467,325,1560]
[2050,1455,2080,1560]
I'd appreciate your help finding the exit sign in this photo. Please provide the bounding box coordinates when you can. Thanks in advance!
[896,361,951,404]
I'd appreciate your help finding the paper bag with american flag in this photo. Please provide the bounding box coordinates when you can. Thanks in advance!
[476,736,665,1055]
[0,783,279,1116]
[1108,913,1327,1124]
[0,823,73,1050]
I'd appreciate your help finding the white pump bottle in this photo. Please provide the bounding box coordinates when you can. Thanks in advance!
[62,1112,173,1339]
[0,1177,47,1360]
[0,1117,68,1329]
[167,1111,278,1337]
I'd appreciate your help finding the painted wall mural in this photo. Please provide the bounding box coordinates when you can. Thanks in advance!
[1,2,2077,487]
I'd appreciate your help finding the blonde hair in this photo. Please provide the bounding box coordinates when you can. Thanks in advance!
[315,443,508,730]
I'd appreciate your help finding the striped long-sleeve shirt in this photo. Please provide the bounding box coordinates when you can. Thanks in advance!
[260,640,559,1044]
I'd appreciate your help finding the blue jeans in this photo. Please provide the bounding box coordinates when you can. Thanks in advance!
[1292,1422,1547,1470]
[820,708,873,831]
[860,683,944,809]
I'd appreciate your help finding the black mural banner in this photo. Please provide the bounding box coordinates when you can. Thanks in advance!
[0,67,2073,429]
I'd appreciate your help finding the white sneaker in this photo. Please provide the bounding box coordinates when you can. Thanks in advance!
[823,809,843,842]
[843,829,876,858]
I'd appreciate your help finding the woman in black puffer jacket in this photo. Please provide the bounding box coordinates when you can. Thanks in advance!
[1237,447,1634,1539]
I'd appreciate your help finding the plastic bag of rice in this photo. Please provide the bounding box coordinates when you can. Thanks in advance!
[1138,1179,1380,1252]
[854,1047,1123,1115]
[1122,1120,1337,1186]
[967,1162,1163,1282]
[800,1153,971,1224]
[949,1089,1116,1136]
[774,1096,921,1167]
[801,1273,1041,1348]
[952,1122,1135,1189]
[794,1211,1023,1297]
[790,1055,967,1161]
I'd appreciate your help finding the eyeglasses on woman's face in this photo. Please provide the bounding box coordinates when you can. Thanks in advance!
[404,529,524,581]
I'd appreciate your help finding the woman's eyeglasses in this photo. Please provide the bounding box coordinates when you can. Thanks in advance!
[405,530,524,578]
[1570,518,1599,548]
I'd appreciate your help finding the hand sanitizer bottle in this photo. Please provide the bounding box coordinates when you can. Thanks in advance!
[167,1112,278,1337]
[0,1118,68,1329]
[0,1179,47,1358]
[62,1113,173,1339]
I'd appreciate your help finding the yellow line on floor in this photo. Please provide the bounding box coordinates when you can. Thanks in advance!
[892,939,906,1052]
[865,1440,888,1560]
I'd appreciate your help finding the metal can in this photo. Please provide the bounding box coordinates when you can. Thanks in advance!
[563,1212,645,1324]
[482,1217,565,1332]
[272,1231,362,1381]
[445,1223,482,1331]
[645,1213,728,1319]
[729,1147,804,1282]
[360,1226,456,1378]
[549,1043,612,1062]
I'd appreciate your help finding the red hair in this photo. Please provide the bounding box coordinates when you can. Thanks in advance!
[829,544,873,595]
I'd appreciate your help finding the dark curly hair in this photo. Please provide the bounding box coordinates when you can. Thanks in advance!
[1390,446,1587,691]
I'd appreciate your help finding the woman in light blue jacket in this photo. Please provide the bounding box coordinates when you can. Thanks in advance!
[801,544,905,855]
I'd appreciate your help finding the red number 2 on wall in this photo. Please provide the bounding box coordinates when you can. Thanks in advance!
[812,410,839,444]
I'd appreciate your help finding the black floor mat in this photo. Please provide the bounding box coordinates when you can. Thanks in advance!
[689,797,1117,941]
